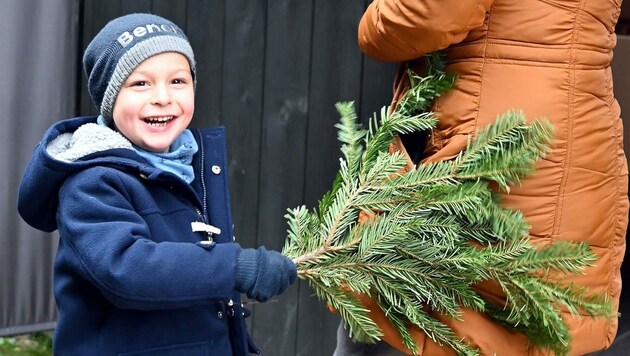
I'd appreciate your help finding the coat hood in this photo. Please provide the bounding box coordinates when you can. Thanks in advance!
[18,116,153,232]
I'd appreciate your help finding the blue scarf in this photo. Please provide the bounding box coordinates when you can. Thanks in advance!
[97,116,198,183]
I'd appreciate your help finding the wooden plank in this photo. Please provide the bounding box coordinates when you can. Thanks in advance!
[120,0,151,14]
[185,0,225,129]
[359,58,397,126]
[151,0,187,29]
[295,1,369,355]
[79,0,122,116]
[250,0,314,354]
[78,0,95,116]
[221,0,266,255]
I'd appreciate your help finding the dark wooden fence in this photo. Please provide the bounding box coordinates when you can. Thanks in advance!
[78,1,396,354]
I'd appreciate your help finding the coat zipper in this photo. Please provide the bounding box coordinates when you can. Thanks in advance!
[198,129,208,220]
[193,129,214,242]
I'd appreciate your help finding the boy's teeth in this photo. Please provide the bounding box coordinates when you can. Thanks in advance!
[144,116,174,126]
[145,116,173,122]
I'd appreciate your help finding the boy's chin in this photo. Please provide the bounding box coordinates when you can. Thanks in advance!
[138,132,186,153]
[139,142,173,153]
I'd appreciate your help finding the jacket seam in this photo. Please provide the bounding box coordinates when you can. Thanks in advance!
[470,5,491,146]
[373,1,417,55]
[552,1,585,240]
[463,0,487,32]
[605,65,623,346]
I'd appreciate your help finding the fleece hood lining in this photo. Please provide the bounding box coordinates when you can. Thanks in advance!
[46,123,133,162]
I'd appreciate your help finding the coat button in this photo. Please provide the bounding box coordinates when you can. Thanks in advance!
[212,165,221,174]
[218,311,224,319]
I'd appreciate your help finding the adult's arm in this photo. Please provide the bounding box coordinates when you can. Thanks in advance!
[358,0,494,62]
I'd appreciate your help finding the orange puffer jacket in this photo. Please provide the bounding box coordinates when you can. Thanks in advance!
[358,0,629,355]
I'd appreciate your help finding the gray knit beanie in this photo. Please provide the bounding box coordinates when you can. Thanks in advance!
[83,13,196,121]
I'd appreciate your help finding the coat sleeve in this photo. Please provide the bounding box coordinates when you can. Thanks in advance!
[57,167,239,310]
[358,0,494,62]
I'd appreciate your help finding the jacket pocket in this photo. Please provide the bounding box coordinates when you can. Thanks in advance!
[118,341,210,356]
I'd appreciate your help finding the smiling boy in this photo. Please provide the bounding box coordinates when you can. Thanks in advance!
[18,13,296,355]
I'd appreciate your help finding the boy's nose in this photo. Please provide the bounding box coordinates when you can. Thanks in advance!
[151,84,172,105]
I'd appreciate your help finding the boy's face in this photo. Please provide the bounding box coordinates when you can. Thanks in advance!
[112,52,194,153]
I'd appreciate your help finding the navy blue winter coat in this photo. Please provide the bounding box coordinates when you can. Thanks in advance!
[18,116,258,355]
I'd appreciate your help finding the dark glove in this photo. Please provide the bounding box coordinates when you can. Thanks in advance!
[235,246,297,302]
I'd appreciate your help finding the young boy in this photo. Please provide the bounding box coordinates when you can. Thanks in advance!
[17,13,296,355]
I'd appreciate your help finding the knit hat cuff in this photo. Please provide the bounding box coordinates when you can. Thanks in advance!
[100,35,196,119]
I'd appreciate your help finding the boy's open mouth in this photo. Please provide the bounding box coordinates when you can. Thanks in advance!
[143,116,174,127]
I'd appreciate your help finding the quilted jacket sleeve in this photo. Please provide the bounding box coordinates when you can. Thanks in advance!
[358,0,494,62]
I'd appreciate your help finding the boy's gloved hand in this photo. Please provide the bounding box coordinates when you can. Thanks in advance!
[235,246,297,302]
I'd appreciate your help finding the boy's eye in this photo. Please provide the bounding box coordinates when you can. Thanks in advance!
[172,78,187,85]
[131,81,148,87]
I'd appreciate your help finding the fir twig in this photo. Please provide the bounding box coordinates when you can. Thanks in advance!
[283,52,611,355]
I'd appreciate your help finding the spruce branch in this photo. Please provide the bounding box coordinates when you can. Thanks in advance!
[283,52,611,355]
